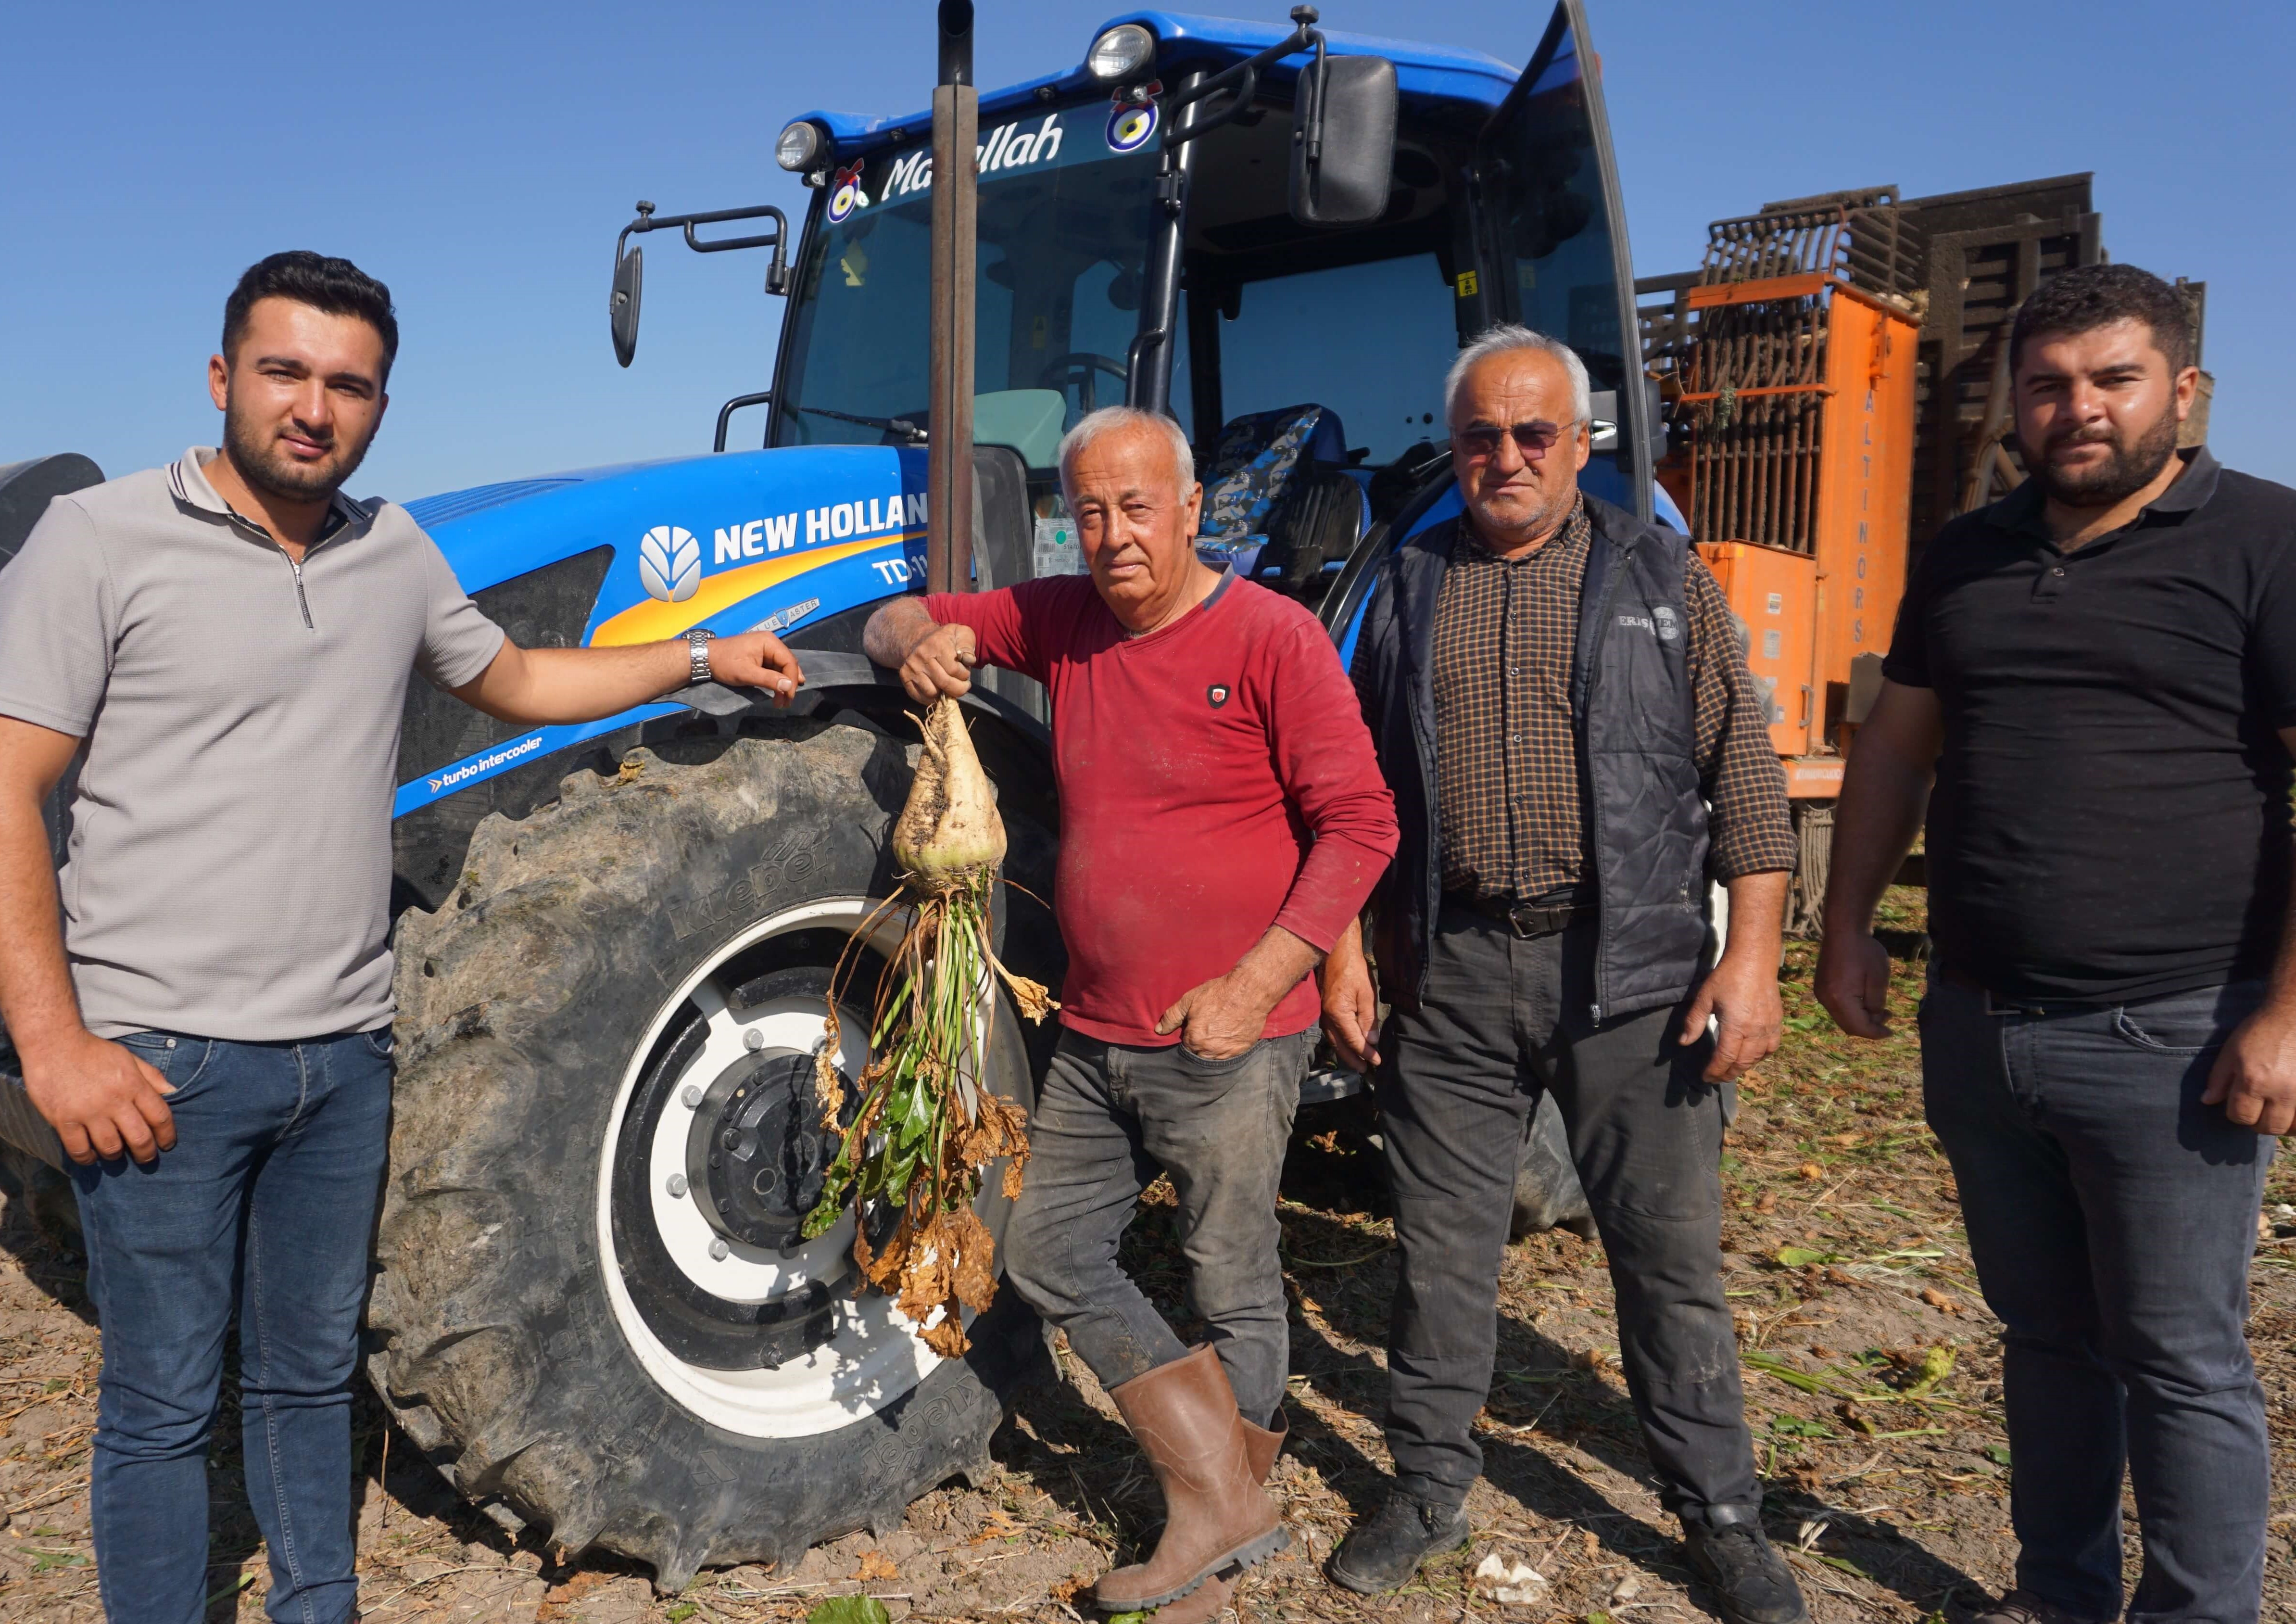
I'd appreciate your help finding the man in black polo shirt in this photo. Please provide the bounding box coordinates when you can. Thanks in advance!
[1817,263,2294,1624]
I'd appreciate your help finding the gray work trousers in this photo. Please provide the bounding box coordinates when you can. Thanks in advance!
[1002,1027,1313,1425]
[1376,905,1761,1528]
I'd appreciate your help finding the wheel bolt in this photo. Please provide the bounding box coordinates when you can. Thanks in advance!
[709,1237,731,1261]
[681,1085,703,1109]
[666,1174,688,1198]
[744,1028,767,1051]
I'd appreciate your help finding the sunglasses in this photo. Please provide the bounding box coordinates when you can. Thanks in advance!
[1454,419,1570,459]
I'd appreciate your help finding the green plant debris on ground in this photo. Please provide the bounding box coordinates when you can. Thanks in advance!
[1773,1245,1840,1268]
[804,1599,890,1624]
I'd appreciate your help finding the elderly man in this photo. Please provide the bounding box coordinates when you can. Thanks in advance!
[1818,264,2294,1624]
[862,405,1396,1615]
[1323,327,1804,1624]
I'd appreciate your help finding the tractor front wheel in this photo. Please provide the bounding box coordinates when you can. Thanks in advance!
[367,722,1052,1589]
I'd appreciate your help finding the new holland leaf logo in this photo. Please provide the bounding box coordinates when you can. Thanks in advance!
[639,526,701,603]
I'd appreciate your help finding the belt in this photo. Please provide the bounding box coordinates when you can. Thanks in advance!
[1447,891,1592,938]
[1936,962,2091,1017]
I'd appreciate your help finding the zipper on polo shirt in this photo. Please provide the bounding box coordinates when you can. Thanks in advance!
[223,514,323,631]
[251,520,348,632]
[288,554,313,628]
[199,456,362,632]
[250,539,317,630]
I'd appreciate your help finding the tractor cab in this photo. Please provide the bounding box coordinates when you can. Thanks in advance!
[627,2,1651,618]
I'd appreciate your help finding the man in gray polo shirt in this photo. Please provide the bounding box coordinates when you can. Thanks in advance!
[0,251,803,1624]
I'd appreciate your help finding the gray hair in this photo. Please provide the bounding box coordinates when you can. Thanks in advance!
[1442,325,1592,426]
[1056,406,1196,493]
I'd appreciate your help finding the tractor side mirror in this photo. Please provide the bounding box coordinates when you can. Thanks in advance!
[610,242,644,368]
[1289,54,1397,227]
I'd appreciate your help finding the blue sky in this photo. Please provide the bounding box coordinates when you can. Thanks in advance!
[5,0,2288,498]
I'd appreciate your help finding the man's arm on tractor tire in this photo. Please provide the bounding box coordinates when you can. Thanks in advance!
[864,597,977,704]
[0,716,178,1164]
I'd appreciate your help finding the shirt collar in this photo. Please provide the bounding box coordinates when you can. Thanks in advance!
[1986,444,2219,542]
[2144,444,2219,512]
[168,446,373,542]
[1983,471,2049,537]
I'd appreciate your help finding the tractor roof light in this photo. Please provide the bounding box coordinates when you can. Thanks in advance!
[775,121,826,173]
[1085,24,1154,83]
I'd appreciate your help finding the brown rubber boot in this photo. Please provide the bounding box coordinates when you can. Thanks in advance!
[1147,1567,1240,1624]
[1148,1407,1289,1624]
[1240,1406,1287,1484]
[1093,1348,1288,1611]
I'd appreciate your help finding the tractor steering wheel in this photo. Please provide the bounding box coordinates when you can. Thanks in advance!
[1038,352,1129,415]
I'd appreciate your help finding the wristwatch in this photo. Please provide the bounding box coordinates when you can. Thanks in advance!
[686,627,717,685]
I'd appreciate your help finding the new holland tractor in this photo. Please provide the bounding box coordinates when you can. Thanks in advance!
[0,1,1679,1588]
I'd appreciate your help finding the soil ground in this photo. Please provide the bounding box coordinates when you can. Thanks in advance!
[3,894,2293,1623]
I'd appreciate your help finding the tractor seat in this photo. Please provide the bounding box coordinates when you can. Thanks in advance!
[1196,404,1366,599]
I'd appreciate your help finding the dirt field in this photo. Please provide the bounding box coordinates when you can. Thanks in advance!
[3,900,2293,1623]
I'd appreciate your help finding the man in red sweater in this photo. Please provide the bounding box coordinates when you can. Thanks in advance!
[863,407,1396,1614]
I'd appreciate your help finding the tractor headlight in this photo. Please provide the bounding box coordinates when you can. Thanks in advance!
[1085,24,1154,82]
[775,121,826,173]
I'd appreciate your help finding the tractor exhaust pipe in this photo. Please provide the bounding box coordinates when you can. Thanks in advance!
[926,0,977,595]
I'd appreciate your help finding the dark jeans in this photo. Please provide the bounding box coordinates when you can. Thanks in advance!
[1002,1027,1312,1425]
[72,1028,393,1624]
[1376,907,1758,1528]
[1920,974,2275,1624]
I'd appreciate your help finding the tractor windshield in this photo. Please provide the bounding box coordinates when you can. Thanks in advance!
[774,103,1173,468]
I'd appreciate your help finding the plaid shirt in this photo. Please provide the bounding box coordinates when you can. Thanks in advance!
[1417,498,1794,901]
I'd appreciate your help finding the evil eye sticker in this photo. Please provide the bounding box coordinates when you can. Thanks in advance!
[827,162,868,223]
[1106,99,1158,153]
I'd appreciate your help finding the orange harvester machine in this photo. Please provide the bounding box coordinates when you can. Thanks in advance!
[1641,195,1920,799]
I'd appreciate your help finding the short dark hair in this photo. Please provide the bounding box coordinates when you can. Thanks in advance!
[221,251,399,382]
[2010,262,2194,377]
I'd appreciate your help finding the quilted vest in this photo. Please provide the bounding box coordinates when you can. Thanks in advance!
[1358,493,1709,1024]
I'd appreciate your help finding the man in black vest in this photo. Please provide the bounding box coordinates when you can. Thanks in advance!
[1817,264,2291,1624]
[1325,328,1803,1624]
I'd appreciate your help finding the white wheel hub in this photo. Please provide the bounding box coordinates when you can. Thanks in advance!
[597,898,944,1439]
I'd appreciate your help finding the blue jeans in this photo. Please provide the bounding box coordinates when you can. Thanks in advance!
[72,1029,392,1624]
[1919,975,2274,1624]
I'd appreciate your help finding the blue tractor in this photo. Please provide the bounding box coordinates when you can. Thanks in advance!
[0,1,1663,1589]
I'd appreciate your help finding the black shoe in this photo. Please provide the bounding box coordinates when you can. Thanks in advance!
[1683,1522,1810,1624]
[1326,1490,1471,1595]
[1968,1591,2110,1624]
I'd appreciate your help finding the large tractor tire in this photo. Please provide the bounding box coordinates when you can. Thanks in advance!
[1509,1091,1595,1241]
[1787,800,1834,939]
[367,719,1055,1590]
